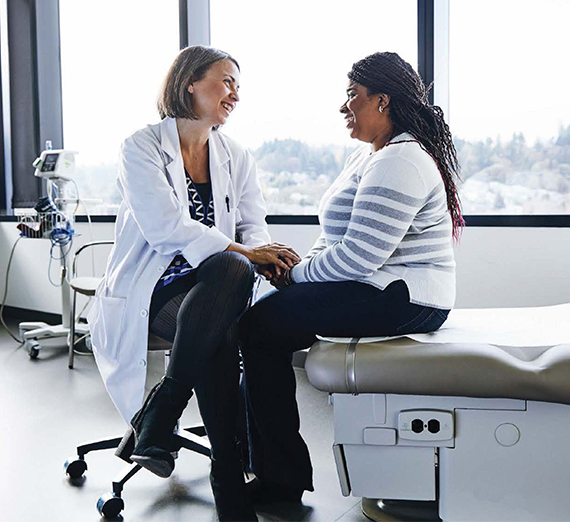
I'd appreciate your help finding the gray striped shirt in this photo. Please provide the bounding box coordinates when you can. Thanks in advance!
[290,133,456,309]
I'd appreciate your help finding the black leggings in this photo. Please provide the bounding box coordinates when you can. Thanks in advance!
[149,251,254,460]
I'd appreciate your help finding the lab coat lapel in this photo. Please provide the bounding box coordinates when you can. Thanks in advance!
[160,118,189,208]
[209,131,231,234]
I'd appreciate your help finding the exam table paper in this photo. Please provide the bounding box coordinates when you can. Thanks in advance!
[317,303,570,347]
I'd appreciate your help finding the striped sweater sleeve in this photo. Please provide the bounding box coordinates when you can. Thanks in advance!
[291,156,427,283]
[304,232,327,260]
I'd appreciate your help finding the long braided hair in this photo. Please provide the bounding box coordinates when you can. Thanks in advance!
[348,52,464,241]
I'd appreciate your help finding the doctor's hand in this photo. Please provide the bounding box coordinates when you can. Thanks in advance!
[227,242,301,276]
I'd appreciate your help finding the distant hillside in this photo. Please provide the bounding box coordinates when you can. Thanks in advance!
[71,125,570,215]
[252,139,357,182]
[455,125,570,213]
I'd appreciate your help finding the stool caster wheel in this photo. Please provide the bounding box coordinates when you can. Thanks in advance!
[64,457,87,479]
[97,493,124,519]
[25,340,40,359]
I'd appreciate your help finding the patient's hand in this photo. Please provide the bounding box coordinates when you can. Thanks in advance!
[270,269,291,289]
[256,264,294,289]
[256,264,276,281]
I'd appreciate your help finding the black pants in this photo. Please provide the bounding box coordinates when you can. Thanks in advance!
[149,251,254,462]
[238,279,449,492]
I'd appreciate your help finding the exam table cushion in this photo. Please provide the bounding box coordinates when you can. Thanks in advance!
[305,339,570,405]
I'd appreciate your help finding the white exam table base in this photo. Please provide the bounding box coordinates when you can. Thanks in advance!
[306,303,570,522]
[331,392,570,522]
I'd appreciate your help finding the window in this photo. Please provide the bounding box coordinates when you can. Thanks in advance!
[59,0,180,215]
[449,0,570,215]
[3,0,562,222]
[211,0,417,215]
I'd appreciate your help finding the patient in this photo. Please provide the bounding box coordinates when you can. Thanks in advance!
[238,51,463,502]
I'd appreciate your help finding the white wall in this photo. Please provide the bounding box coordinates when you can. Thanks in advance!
[1,221,569,316]
[0,221,113,315]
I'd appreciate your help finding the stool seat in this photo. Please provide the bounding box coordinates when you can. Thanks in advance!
[306,338,570,405]
[70,276,102,296]
[148,333,173,352]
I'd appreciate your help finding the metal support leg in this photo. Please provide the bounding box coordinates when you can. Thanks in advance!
[68,290,77,369]
[112,462,144,497]
[174,432,211,458]
[361,499,440,522]
[76,436,123,459]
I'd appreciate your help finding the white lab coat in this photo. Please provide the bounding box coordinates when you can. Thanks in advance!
[87,117,270,423]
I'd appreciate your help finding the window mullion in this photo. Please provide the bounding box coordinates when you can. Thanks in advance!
[186,0,210,46]
[5,0,42,208]
[0,0,12,210]
[433,0,450,121]
[36,0,63,153]
[418,0,435,104]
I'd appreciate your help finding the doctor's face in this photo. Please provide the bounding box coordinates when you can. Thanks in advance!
[188,59,240,127]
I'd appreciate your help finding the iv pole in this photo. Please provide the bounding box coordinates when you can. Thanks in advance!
[18,145,89,358]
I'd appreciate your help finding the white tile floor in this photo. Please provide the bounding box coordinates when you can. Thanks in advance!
[0,318,372,522]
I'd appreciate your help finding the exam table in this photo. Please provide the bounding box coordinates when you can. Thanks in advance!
[305,303,570,522]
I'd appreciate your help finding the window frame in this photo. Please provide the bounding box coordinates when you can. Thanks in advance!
[0,1,7,210]
[1,0,568,226]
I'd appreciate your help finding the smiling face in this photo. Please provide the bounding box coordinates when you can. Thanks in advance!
[340,81,386,144]
[188,59,240,127]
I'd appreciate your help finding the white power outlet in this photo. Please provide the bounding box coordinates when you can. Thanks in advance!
[398,410,454,442]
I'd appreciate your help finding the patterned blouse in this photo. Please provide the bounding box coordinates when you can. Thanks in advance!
[153,170,214,294]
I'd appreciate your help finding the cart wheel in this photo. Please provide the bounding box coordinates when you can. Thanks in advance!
[25,340,40,359]
[73,336,93,355]
[64,457,87,479]
[97,493,124,519]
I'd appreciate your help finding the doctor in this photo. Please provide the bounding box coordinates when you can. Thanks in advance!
[88,45,299,522]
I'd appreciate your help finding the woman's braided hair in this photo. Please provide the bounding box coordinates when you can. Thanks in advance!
[349,52,464,240]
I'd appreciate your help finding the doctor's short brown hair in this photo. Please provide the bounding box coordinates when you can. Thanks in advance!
[157,45,240,121]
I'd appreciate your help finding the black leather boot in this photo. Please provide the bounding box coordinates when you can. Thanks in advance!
[210,452,258,521]
[115,376,193,478]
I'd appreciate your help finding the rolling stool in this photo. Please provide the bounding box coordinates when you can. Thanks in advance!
[64,336,211,519]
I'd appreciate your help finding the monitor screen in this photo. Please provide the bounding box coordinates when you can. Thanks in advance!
[41,153,59,172]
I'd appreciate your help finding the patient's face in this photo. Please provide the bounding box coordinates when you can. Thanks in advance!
[340,81,382,143]
[189,59,240,127]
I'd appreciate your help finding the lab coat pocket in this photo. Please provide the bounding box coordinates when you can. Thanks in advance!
[92,296,127,360]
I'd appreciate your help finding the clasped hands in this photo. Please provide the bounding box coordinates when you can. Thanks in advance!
[241,242,301,289]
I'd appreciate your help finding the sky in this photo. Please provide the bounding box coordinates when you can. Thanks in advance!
[59,0,570,167]
[209,0,417,149]
[59,0,180,165]
[448,0,570,145]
